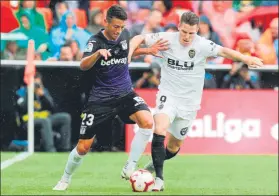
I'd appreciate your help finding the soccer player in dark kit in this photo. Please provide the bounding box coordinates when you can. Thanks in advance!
[53,5,168,190]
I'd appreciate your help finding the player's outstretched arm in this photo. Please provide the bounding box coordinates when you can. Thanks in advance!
[217,47,263,68]
[128,35,146,62]
[128,35,169,63]
[80,49,111,71]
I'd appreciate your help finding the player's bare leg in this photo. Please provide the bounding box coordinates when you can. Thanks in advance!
[144,133,182,173]
[121,110,153,180]
[53,137,95,190]
[151,113,170,191]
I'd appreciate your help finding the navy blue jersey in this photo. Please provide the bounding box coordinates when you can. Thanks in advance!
[82,29,133,103]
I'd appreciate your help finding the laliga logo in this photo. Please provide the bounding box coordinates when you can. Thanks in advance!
[187,112,261,143]
[271,123,278,141]
[133,111,262,143]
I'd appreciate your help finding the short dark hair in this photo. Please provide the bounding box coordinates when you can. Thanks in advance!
[106,5,127,22]
[180,11,200,26]
[62,42,72,48]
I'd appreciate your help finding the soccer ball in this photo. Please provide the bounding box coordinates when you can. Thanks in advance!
[129,169,154,192]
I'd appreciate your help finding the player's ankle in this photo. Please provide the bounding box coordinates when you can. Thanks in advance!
[156,176,164,181]
[62,171,72,183]
[125,160,137,169]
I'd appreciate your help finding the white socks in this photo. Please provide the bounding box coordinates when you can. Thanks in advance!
[62,147,85,182]
[127,128,152,168]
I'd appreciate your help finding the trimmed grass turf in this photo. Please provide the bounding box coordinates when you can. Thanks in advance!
[1,152,19,161]
[1,152,278,195]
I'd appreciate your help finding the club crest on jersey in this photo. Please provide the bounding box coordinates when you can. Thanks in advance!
[120,40,127,50]
[188,49,195,58]
[84,43,93,52]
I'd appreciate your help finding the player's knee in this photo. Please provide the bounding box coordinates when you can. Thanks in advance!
[167,141,181,153]
[76,142,91,155]
[138,118,153,129]
[154,127,167,135]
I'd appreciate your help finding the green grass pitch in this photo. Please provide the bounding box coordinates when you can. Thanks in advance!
[1,152,278,195]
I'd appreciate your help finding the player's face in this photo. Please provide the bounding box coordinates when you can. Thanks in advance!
[178,23,199,47]
[105,18,126,40]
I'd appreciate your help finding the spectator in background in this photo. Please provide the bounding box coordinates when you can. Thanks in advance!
[86,8,104,35]
[232,0,261,12]
[134,69,160,89]
[222,63,260,89]
[67,40,83,61]
[204,72,217,89]
[164,23,178,32]
[15,0,46,32]
[59,43,74,61]
[66,0,90,23]
[222,33,260,88]
[152,0,180,26]
[47,42,75,61]
[198,15,223,46]
[16,72,72,152]
[260,0,279,6]
[257,18,278,65]
[130,9,163,37]
[172,0,193,11]
[51,1,69,28]
[34,52,42,61]
[197,15,223,88]
[126,2,141,29]
[133,0,153,9]
[257,17,278,89]
[12,13,51,60]
[130,9,163,64]
[231,1,263,43]
[50,11,91,59]
[224,33,257,64]
[201,1,238,48]
[236,19,262,43]
[1,41,25,60]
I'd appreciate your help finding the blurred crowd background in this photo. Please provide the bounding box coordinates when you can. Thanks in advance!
[1,0,278,89]
[0,0,278,152]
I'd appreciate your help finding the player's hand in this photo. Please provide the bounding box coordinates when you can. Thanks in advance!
[149,38,169,58]
[243,56,263,68]
[98,49,111,60]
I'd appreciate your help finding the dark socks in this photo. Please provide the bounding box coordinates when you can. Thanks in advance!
[165,147,180,160]
[151,133,165,180]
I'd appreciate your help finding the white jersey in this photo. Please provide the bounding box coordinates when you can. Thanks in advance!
[144,32,222,111]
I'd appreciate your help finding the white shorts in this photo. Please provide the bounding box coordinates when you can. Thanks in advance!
[154,92,197,140]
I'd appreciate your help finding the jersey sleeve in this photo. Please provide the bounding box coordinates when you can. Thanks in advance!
[144,32,168,47]
[200,37,222,58]
[82,36,100,58]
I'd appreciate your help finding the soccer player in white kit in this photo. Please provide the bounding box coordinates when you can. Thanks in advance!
[128,11,263,191]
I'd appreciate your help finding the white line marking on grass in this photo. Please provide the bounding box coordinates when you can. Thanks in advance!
[1,152,32,170]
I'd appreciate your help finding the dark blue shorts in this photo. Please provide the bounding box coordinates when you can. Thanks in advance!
[79,91,150,139]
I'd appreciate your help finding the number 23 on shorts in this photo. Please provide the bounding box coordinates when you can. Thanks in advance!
[81,113,94,126]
